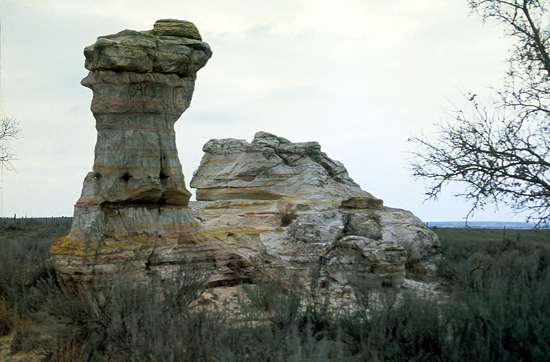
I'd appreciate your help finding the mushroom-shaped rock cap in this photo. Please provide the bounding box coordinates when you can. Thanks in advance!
[150,19,203,40]
[83,19,211,76]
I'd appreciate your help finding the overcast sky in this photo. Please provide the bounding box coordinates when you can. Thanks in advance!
[1,0,524,222]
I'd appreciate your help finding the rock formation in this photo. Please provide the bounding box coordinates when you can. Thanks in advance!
[191,131,383,208]
[51,20,439,293]
[51,20,272,286]
[191,132,440,289]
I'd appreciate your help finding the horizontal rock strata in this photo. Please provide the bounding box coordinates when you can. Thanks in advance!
[53,221,272,287]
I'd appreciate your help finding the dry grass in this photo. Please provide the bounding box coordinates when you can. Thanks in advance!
[1,218,549,361]
[0,296,16,337]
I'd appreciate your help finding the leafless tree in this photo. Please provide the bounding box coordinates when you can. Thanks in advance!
[410,0,550,226]
[0,116,19,169]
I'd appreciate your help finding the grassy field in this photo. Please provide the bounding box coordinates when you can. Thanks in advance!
[432,227,550,245]
[0,217,72,241]
[0,219,549,361]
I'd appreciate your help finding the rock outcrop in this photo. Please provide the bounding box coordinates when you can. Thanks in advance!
[51,20,272,286]
[191,132,440,289]
[51,21,439,293]
[191,131,383,208]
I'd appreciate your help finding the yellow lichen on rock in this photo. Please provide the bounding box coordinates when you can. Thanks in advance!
[177,225,260,244]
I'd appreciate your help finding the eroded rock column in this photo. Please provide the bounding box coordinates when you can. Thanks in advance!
[51,20,226,281]
[69,20,211,241]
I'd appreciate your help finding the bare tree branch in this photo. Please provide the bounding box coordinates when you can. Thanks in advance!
[0,116,20,169]
[413,0,550,226]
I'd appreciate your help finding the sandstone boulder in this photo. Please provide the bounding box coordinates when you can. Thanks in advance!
[191,133,441,288]
[320,235,408,289]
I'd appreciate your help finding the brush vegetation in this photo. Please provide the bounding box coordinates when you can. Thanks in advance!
[0,218,549,361]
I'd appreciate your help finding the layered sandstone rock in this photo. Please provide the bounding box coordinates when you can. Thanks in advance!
[51,20,272,286]
[191,131,383,208]
[79,20,213,210]
[51,21,439,293]
[191,133,441,288]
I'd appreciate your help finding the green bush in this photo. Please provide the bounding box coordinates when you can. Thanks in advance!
[36,270,211,362]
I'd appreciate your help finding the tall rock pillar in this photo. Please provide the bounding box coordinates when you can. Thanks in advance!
[66,20,212,242]
[51,20,220,281]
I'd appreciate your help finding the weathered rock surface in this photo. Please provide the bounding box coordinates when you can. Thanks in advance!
[79,20,212,210]
[191,132,441,288]
[321,236,408,288]
[51,21,439,295]
[51,20,272,287]
[190,131,383,208]
[83,20,210,76]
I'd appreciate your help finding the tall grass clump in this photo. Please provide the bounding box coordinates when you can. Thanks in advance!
[337,277,446,362]
[0,236,56,311]
[234,277,339,361]
[39,271,217,362]
[0,217,72,354]
[0,295,16,337]
[0,217,70,313]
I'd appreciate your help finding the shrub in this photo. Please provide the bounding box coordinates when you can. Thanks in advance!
[9,316,43,354]
[0,295,15,337]
[36,269,216,362]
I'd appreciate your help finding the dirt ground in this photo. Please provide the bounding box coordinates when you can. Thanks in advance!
[0,332,41,362]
